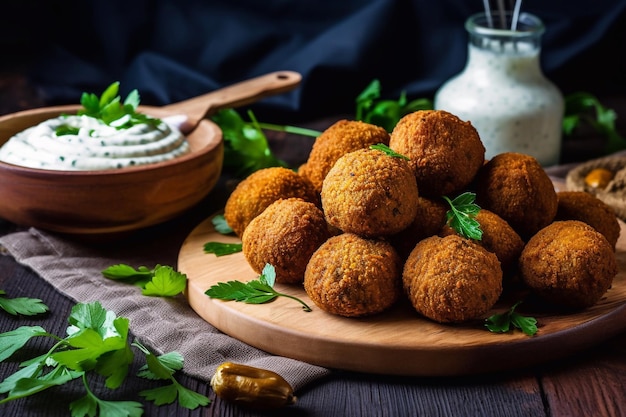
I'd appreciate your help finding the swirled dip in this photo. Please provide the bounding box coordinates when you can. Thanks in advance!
[0,114,190,170]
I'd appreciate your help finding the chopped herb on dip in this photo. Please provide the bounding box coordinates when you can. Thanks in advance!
[0,82,190,170]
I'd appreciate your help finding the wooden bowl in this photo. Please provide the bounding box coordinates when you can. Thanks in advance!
[0,105,223,235]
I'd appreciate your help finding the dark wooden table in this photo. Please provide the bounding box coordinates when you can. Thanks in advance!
[1,74,625,417]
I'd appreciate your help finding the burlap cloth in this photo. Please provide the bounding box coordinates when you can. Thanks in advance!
[564,151,626,221]
[0,219,330,392]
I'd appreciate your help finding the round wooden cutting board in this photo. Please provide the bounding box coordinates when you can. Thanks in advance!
[178,215,626,377]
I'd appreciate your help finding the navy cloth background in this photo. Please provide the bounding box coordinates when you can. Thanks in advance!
[3,0,626,122]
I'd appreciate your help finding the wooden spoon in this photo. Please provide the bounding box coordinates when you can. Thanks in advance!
[146,70,302,134]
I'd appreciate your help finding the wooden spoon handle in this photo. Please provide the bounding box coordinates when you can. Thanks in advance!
[161,71,302,129]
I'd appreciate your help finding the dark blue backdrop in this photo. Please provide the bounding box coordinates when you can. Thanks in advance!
[4,0,626,121]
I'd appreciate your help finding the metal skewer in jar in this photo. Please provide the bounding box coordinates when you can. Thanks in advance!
[434,10,564,166]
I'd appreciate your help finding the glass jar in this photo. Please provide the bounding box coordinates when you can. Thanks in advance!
[434,12,564,166]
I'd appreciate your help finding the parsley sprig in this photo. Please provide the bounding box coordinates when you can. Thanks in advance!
[205,264,312,312]
[0,301,209,415]
[132,340,210,409]
[369,143,410,160]
[56,82,160,136]
[211,214,234,235]
[563,92,626,154]
[204,242,243,256]
[355,79,433,132]
[485,301,538,336]
[442,192,483,240]
[102,264,187,297]
[211,109,291,177]
[0,290,48,316]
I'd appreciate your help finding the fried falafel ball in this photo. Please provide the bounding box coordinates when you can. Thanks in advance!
[555,191,620,249]
[321,148,419,237]
[388,110,485,197]
[304,233,402,317]
[519,220,617,310]
[299,119,390,193]
[403,234,503,323]
[389,196,449,260]
[474,152,557,241]
[440,209,524,275]
[224,167,320,237]
[242,198,331,284]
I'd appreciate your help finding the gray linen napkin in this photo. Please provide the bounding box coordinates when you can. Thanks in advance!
[0,228,330,391]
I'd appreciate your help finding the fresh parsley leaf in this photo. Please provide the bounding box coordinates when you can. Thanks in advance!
[2,370,80,404]
[140,381,210,410]
[54,125,81,136]
[0,290,49,316]
[203,242,243,256]
[485,301,538,336]
[136,351,184,380]
[102,264,153,281]
[211,108,288,177]
[141,266,187,297]
[133,340,209,410]
[563,92,626,154]
[443,192,483,240]
[0,326,48,362]
[0,301,208,414]
[71,375,144,417]
[102,264,187,297]
[205,264,312,311]
[369,143,409,160]
[211,214,234,235]
[56,81,161,137]
[355,79,433,132]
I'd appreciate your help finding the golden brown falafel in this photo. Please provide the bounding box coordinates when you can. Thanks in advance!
[403,234,503,323]
[304,233,402,317]
[518,220,617,310]
[389,195,449,260]
[388,110,485,197]
[242,198,331,284]
[474,152,557,241]
[299,119,390,193]
[440,209,524,274]
[321,148,419,237]
[555,191,620,249]
[224,166,320,237]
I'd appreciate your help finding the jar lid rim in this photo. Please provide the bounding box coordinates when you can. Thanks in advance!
[466,12,545,37]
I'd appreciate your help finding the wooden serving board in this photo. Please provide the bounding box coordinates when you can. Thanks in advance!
[178,215,626,377]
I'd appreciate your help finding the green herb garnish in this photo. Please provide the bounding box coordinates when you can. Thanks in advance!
[442,192,483,240]
[369,143,409,160]
[55,81,160,136]
[205,264,312,311]
[102,264,187,297]
[485,301,538,336]
[211,108,290,177]
[133,340,210,410]
[0,301,209,414]
[203,242,243,256]
[0,290,48,316]
[211,214,234,235]
[355,79,433,132]
[563,92,626,154]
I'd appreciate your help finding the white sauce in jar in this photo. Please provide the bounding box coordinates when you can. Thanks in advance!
[0,114,190,170]
[435,20,564,166]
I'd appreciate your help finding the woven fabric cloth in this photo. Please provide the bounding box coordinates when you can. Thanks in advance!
[0,227,330,391]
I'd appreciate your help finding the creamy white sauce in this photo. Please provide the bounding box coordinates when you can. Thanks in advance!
[435,41,563,166]
[0,114,190,170]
